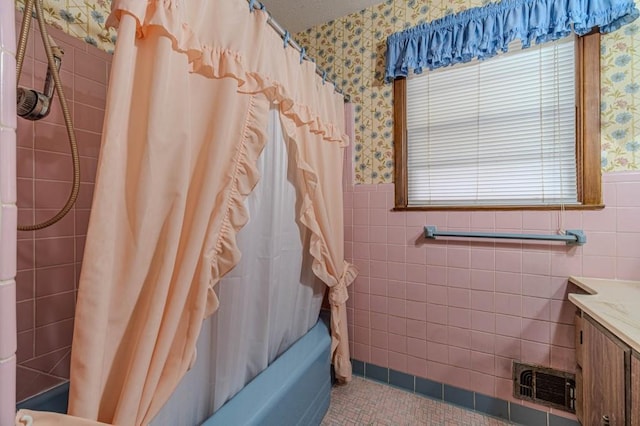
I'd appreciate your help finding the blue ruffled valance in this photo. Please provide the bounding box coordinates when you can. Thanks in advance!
[385,0,639,82]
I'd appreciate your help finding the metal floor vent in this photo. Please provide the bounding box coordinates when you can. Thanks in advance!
[513,362,576,413]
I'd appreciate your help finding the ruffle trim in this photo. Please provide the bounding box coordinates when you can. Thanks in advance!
[203,95,267,317]
[385,0,640,81]
[107,1,349,147]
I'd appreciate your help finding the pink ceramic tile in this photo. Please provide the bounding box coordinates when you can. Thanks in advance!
[386,226,405,245]
[405,282,426,302]
[387,262,405,281]
[447,267,470,288]
[616,182,640,207]
[470,248,495,270]
[447,326,470,348]
[406,319,426,339]
[471,351,495,375]
[388,333,407,353]
[369,191,387,209]
[407,337,427,358]
[352,226,369,243]
[353,343,370,362]
[471,331,495,354]
[353,242,370,260]
[522,211,552,231]
[370,312,387,331]
[425,211,447,227]
[371,330,388,349]
[522,296,550,321]
[426,284,447,306]
[406,356,427,378]
[388,351,407,372]
[405,246,425,264]
[353,293,370,311]
[426,245,447,266]
[386,245,405,263]
[34,237,75,268]
[387,210,405,227]
[447,287,470,309]
[583,208,616,232]
[370,347,388,367]
[0,128,16,204]
[352,192,369,209]
[494,271,521,294]
[494,335,521,359]
[405,264,426,283]
[470,269,494,291]
[469,371,495,396]
[617,257,640,280]
[495,314,521,338]
[426,265,446,285]
[551,345,576,373]
[520,340,550,365]
[387,279,405,299]
[616,232,640,258]
[549,300,575,325]
[370,261,387,279]
[0,50,17,129]
[616,207,640,232]
[370,294,388,314]
[521,318,550,344]
[494,293,521,316]
[387,297,406,317]
[74,50,107,84]
[470,211,495,230]
[470,290,494,312]
[550,251,583,277]
[369,209,387,226]
[447,212,470,229]
[447,247,470,268]
[550,323,574,348]
[406,301,426,321]
[0,0,16,53]
[0,355,16,426]
[522,274,552,298]
[581,255,616,279]
[447,307,470,329]
[427,323,448,344]
[521,250,551,275]
[495,211,522,230]
[426,303,447,325]
[583,232,616,256]
[0,205,17,280]
[369,277,387,296]
[354,310,369,328]
[471,311,495,333]
[603,182,616,205]
[495,250,522,273]
[354,326,371,345]
[353,209,369,226]
[388,316,406,336]
[0,281,17,359]
[448,346,470,368]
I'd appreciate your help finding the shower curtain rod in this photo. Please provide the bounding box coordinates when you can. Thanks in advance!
[247,0,351,102]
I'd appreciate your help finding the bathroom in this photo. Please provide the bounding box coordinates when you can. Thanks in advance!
[0,0,639,425]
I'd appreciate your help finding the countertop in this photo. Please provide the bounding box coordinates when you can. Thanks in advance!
[568,276,640,353]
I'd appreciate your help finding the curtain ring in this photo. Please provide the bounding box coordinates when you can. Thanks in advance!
[283,31,290,48]
[299,47,306,64]
[322,71,327,85]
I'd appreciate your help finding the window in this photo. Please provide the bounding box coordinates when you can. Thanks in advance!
[393,33,603,210]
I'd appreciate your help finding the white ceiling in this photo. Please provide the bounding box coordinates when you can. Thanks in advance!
[260,0,384,33]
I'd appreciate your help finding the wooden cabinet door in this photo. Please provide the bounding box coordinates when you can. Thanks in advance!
[582,317,628,425]
[632,353,640,426]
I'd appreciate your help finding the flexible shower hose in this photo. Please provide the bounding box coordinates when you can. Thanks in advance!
[16,0,80,231]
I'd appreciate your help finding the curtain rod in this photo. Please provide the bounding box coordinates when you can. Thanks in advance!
[247,0,350,102]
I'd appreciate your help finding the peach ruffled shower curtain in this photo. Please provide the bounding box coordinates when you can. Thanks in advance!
[17,0,355,425]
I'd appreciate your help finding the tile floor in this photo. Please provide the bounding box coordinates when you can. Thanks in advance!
[321,376,514,425]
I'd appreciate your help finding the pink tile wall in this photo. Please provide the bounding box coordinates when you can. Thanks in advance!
[0,0,17,424]
[344,171,640,419]
[14,13,110,403]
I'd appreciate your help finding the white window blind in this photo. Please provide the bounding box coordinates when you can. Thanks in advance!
[406,37,577,206]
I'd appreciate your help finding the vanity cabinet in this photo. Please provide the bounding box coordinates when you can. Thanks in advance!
[577,314,629,425]
[633,354,639,426]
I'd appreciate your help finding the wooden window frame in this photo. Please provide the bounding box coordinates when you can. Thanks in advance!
[393,33,604,211]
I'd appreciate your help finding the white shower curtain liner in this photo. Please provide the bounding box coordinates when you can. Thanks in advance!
[150,106,325,426]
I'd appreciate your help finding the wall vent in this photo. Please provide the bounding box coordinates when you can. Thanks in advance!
[513,362,576,413]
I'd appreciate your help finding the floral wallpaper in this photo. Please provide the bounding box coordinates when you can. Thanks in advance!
[296,0,640,184]
[15,0,115,53]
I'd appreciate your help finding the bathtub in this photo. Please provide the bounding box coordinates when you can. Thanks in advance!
[17,318,332,426]
[201,317,332,426]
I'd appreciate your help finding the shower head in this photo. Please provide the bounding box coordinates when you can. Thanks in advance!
[17,36,63,121]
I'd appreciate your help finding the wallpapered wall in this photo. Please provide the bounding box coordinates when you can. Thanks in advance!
[15,0,115,52]
[296,0,640,183]
[14,0,640,183]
